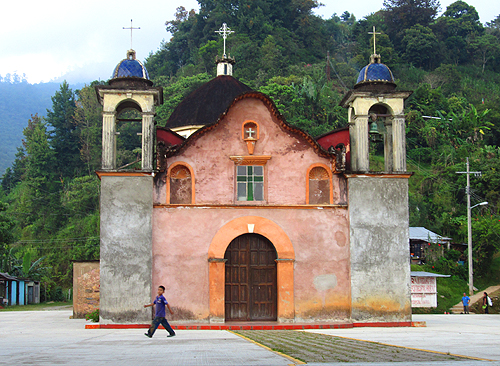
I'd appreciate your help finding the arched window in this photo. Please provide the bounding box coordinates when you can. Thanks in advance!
[168,163,194,204]
[307,165,332,205]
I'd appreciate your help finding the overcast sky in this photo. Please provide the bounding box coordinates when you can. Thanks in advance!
[1,0,498,84]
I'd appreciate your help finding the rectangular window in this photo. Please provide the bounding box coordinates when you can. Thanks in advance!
[236,165,264,201]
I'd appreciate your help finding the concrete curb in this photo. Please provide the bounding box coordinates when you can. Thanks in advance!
[85,321,425,330]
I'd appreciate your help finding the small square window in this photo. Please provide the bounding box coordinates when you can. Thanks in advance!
[236,165,265,202]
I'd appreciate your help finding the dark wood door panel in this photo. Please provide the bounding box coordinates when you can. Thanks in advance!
[225,234,277,321]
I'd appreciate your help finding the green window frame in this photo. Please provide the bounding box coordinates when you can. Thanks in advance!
[236,165,264,201]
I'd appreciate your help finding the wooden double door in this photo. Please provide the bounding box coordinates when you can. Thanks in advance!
[224,234,277,321]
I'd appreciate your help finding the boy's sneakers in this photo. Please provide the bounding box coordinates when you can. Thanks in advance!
[144,333,152,338]
[167,334,176,337]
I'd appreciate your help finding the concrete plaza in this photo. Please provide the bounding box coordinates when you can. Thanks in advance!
[1,310,499,365]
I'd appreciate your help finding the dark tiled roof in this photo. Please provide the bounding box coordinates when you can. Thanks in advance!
[165,75,252,129]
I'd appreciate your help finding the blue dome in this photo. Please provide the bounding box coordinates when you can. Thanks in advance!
[112,50,149,80]
[356,62,394,85]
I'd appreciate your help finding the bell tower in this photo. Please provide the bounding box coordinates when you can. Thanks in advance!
[340,53,411,173]
[96,49,163,171]
[95,47,163,324]
[340,27,413,323]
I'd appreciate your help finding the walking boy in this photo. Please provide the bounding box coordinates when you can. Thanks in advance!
[144,285,176,338]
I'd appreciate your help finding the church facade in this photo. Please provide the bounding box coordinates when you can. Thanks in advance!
[95,43,412,325]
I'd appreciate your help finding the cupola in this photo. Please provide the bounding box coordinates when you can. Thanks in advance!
[354,54,396,91]
[110,49,152,87]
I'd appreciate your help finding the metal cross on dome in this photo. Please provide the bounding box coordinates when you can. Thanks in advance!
[368,26,381,55]
[123,19,140,50]
[215,23,234,58]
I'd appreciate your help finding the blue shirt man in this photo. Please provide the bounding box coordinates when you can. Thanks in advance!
[144,285,176,338]
[462,293,470,314]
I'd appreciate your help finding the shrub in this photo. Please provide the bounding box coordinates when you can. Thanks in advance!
[85,309,99,322]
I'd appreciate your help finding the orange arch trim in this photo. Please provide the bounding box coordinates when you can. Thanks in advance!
[208,216,295,322]
[306,163,333,204]
[166,162,195,204]
[208,216,295,259]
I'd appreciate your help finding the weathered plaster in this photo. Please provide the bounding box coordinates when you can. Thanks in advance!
[158,98,338,206]
[348,176,411,322]
[152,207,350,323]
[100,175,153,323]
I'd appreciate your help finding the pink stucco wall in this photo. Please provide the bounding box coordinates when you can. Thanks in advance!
[152,208,350,321]
[154,98,344,205]
[152,96,351,322]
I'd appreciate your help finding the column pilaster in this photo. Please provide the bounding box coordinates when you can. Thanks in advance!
[208,258,227,323]
[276,259,295,322]
[141,112,155,171]
[102,111,116,170]
[392,116,406,172]
[384,117,394,172]
[353,115,369,172]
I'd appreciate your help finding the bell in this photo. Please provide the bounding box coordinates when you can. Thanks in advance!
[369,120,379,134]
[369,121,383,142]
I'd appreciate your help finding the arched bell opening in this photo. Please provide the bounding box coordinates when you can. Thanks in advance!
[367,103,399,173]
[115,101,143,170]
[368,104,389,172]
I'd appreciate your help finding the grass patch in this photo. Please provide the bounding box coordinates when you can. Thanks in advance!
[0,301,72,311]
[233,330,470,363]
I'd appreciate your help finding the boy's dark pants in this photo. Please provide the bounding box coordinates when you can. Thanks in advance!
[147,317,175,337]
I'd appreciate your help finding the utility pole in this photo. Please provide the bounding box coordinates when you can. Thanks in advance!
[326,51,331,81]
[456,157,482,296]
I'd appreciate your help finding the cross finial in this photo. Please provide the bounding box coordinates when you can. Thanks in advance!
[368,26,381,56]
[123,19,140,50]
[215,23,234,58]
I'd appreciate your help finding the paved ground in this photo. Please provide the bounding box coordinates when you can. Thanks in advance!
[1,310,499,365]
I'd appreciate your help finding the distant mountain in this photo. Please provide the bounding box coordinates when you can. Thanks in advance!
[0,81,85,176]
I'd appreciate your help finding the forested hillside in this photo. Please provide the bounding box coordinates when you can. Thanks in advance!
[0,78,85,175]
[1,0,500,299]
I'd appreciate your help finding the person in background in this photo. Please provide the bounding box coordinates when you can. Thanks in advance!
[461,293,470,314]
[482,292,490,314]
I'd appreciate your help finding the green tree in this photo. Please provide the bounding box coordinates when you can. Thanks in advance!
[16,114,59,238]
[468,34,500,73]
[11,251,48,280]
[1,147,25,194]
[402,25,438,69]
[486,14,500,39]
[46,81,81,179]
[382,0,440,49]
[433,1,484,65]
[74,83,103,174]
[0,202,14,272]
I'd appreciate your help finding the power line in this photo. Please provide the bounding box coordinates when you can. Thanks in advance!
[15,237,99,244]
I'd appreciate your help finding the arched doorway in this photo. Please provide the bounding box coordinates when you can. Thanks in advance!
[224,234,277,321]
